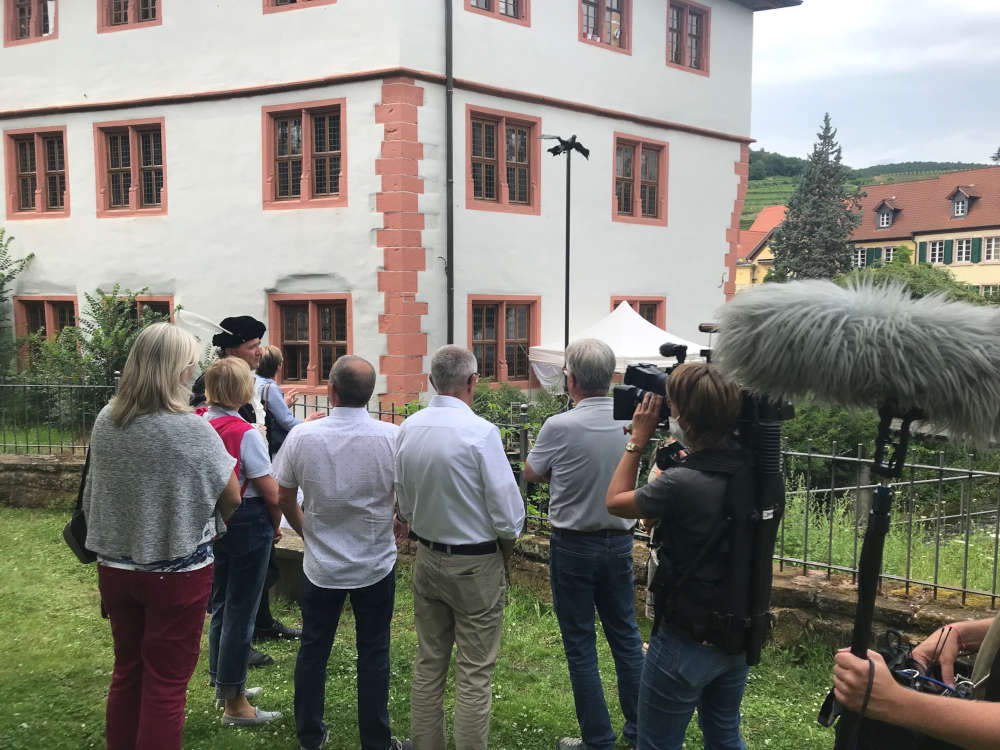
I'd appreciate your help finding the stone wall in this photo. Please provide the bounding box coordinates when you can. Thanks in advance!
[0,454,84,508]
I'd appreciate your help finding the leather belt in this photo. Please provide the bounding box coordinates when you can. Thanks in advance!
[416,534,499,556]
[551,526,635,537]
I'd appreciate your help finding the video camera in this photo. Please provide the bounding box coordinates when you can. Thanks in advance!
[611,342,690,423]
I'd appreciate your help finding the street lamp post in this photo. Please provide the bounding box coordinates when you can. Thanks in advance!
[543,135,590,350]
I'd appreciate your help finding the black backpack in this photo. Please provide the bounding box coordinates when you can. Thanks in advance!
[649,448,782,666]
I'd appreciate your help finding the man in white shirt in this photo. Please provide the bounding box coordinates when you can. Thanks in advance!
[274,356,410,750]
[395,345,525,750]
[524,339,644,750]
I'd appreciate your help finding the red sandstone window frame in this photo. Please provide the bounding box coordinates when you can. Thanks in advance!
[578,0,631,55]
[465,105,541,216]
[467,294,540,385]
[464,0,530,27]
[4,126,70,220]
[92,117,167,218]
[3,0,58,47]
[135,294,173,319]
[612,132,668,227]
[12,295,78,340]
[96,0,162,33]
[263,0,336,14]
[610,296,666,328]
[267,293,353,392]
[667,0,711,76]
[261,98,347,211]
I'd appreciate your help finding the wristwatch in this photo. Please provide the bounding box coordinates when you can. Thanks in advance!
[625,441,644,453]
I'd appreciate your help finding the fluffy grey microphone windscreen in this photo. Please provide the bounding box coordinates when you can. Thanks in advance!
[713,279,1000,445]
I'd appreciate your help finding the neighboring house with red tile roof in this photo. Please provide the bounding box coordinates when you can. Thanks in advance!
[731,167,1000,299]
[733,204,786,292]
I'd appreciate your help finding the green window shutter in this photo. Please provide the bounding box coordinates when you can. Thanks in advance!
[866,247,879,266]
[972,237,983,263]
[918,241,927,263]
[944,239,954,265]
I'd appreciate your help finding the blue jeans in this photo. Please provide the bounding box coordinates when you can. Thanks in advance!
[208,499,274,701]
[637,627,750,750]
[550,530,645,750]
[295,568,396,750]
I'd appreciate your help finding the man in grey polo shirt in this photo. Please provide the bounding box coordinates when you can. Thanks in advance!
[524,338,645,750]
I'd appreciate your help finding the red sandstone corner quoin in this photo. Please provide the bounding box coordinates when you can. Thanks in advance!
[723,143,751,299]
[376,77,429,411]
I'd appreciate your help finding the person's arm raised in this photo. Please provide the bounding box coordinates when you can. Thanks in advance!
[606,393,661,518]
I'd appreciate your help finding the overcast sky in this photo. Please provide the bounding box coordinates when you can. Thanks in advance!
[751,0,1000,169]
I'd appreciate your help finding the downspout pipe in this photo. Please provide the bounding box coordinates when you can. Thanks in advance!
[445,0,455,344]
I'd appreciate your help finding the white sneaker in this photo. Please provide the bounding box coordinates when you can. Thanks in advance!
[221,706,281,726]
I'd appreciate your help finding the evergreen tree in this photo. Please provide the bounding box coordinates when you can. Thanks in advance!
[768,114,861,280]
[992,146,1000,164]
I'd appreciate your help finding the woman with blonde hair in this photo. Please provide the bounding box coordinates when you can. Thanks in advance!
[202,356,283,726]
[83,322,241,750]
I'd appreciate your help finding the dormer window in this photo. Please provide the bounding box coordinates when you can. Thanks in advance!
[878,209,892,228]
[953,197,968,218]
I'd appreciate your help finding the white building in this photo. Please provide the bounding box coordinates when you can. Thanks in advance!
[1,0,799,406]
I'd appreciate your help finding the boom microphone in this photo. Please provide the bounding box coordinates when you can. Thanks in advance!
[713,279,1000,445]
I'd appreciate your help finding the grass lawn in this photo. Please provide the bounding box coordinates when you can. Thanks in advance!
[0,507,837,749]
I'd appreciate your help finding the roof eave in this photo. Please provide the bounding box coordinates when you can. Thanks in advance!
[730,0,803,10]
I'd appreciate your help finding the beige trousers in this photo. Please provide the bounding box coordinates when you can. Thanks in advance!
[409,544,507,750]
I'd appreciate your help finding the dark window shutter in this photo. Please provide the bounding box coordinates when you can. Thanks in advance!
[918,241,927,263]
[866,247,879,266]
[944,239,954,265]
[972,237,983,263]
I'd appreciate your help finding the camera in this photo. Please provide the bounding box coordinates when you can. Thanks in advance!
[611,343,689,422]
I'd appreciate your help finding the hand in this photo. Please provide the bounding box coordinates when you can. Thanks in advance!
[304,411,326,422]
[283,387,302,407]
[273,527,283,544]
[630,393,663,448]
[833,649,902,722]
[393,515,410,546]
[912,626,961,686]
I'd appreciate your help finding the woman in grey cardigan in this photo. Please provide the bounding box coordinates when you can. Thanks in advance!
[83,323,241,750]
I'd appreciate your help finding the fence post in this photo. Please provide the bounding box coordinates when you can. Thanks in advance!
[518,403,529,504]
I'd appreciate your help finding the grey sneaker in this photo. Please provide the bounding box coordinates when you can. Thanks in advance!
[221,707,282,727]
[216,686,263,709]
[556,739,587,750]
[390,738,413,750]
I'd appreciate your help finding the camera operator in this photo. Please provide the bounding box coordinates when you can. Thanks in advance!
[523,339,645,750]
[606,362,751,750]
[834,616,1000,749]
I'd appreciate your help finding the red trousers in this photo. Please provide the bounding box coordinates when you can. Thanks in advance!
[98,564,213,750]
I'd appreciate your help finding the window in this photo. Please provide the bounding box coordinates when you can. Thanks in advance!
[468,295,540,383]
[981,285,1000,301]
[611,296,666,328]
[955,238,972,263]
[882,246,895,264]
[13,296,77,340]
[4,0,56,46]
[135,295,172,319]
[667,1,710,74]
[984,237,1000,262]
[852,247,866,268]
[579,0,631,54]
[953,197,968,218]
[465,0,529,25]
[93,118,166,217]
[466,105,541,215]
[878,209,892,229]
[613,133,668,226]
[929,240,945,264]
[4,127,69,219]
[267,294,352,389]
[97,0,161,32]
[263,0,337,13]
[262,99,346,210]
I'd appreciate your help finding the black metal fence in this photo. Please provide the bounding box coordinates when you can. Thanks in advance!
[5,382,1000,604]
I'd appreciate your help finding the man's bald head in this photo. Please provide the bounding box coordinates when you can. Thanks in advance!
[329,355,376,408]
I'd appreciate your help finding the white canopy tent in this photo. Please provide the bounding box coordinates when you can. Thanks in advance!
[529,302,708,391]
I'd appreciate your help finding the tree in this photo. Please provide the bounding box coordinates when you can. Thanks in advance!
[992,146,1000,164]
[0,228,35,371]
[767,114,862,280]
[837,245,996,306]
